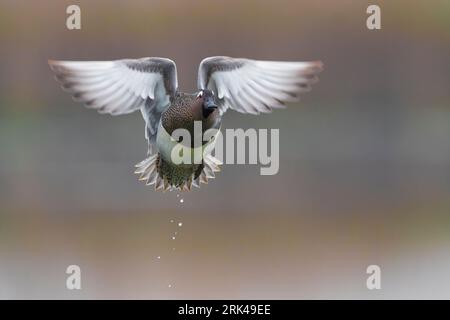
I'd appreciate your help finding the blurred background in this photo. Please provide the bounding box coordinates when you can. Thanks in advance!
[1,0,450,299]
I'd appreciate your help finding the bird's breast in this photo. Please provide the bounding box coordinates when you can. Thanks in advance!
[156,121,220,165]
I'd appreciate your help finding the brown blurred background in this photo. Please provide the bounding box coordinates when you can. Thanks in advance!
[0,0,450,299]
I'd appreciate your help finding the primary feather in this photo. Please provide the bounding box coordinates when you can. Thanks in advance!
[198,56,323,114]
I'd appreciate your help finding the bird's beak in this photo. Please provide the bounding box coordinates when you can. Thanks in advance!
[204,97,218,109]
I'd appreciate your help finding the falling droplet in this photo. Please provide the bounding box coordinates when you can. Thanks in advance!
[172,236,176,240]
[157,256,161,260]
[180,199,184,203]
[178,222,183,227]
[170,219,174,223]
[168,284,172,288]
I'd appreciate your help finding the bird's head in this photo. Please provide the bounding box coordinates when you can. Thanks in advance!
[197,89,218,117]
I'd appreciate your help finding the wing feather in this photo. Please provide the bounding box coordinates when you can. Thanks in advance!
[49,57,177,116]
[198,56,323,114]
[49,57,178,153]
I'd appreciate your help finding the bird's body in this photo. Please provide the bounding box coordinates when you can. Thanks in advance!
[160,92,221,142]
[140,92,222,190]
[49,56,323,191]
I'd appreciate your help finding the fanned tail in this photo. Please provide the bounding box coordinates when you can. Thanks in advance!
[134,154,167,191]
[134,153,222,192]
[193,154,222,188]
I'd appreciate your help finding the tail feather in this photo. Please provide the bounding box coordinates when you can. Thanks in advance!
[134,153,222,191]
[192,177,200,188]
[155,176,164,191]
[202,154,222,180]
[134,154,163,190]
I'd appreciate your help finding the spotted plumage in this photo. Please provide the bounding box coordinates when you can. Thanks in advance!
[161,92,220,139]
[49,56,323,191]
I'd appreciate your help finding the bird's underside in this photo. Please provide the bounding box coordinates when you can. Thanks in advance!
[134,152,222,192]
[49,56,323,191]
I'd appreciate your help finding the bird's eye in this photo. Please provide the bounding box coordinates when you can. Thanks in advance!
[197,91,203,98]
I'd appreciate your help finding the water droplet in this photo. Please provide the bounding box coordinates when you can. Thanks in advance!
[180,199,184,203]
[170,219,174,223]
[157,256,161,260]
[178,222,183,227]
[172,236,176,240]
[168,284,172,288]
[176,194,179,197]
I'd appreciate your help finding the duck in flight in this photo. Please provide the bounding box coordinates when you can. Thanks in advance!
[49,56,323,191]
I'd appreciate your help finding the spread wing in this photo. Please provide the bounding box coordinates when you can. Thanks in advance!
[48,57,178,116]
[49,57,178,153]
[197,56,323,114]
